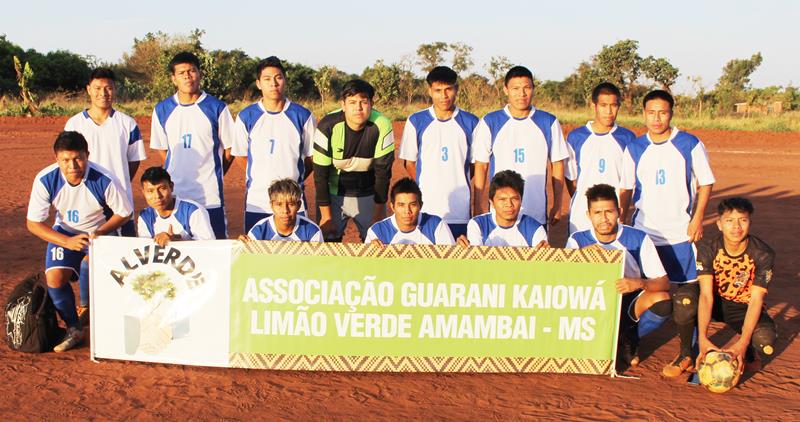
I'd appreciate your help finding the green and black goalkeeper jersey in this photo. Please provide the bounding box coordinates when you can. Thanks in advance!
[312,109,394,205]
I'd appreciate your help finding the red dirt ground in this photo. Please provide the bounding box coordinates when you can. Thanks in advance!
[0,116,798,420]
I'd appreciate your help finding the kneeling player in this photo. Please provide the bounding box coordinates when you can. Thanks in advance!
[26,131,133,352]
[567,184,671,367]
[695,197,777,373]
[365,178,455,246]
[457,170,548,248]
[240,179,323,242]
[137,166,215,245]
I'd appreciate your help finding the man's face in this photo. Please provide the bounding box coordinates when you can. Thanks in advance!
[390,192,422,230]
[142,180,173,212]
[592,93,620,128]
[341,93,372,128]
[491,186,522,224]
[587,199,620,237]
[644,98,673,136]
[270,193,300,228]
[56,149,88,184]
[256,67,286,102]
[171,63,201,96]
[503,77,533,113]
[717,209,751,243]
[87,78,114,110]
[428,81,457,113]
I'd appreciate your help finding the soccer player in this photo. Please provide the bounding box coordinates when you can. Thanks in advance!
[232,56,316,233]
[150,51,235,240]
[695,198,776,373]
[137,166,215,246]
[565,82,636,235]
[619,89,715,377]
[26,131,132,352]
[566,184,671,367]
[312,79,394,242]
[472,66,569,230]
[365,178,455,246]
[457,170,548,248]
[398,66,479,238]
[240,179,323,242]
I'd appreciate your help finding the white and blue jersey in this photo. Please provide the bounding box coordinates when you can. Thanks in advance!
[150,92,235,209]
[247,215,323,242]
[136,197,216,240]
[566,123,636,235]
[64,109,146,204]
[621,128,715,245]
[232,100,315,214]
[473,106,569,223]
[364,212,455,245]
[566,225,666,279]
[398,107,478,224]
[466,210,547,247]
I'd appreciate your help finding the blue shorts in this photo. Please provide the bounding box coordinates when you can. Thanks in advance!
[207,206,228,239]
[655,241,698,283]
[245,210,307,234]
[45,226,86,280]
[447,223,468,239]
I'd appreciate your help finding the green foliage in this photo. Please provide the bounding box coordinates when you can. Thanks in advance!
[457,73,495,111]
[0,35,25,94]
[200,49,256,101]
[486,55,512,95]
[313,65,340,104]
[284,61,319,100]
[416,42,449,73]
[641,56,680,90]
[450,42,473,74]
[713,53,764,113]
[362,59,401,105]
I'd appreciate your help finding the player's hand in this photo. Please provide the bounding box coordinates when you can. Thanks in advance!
[695,336,719,370]
[456,235,470,248]
[319,217,336,238]
[238,235,251,243]
[369,239,384,248]
[534,240,549,249]
[687,217,704,242]
[65,233,90,251]
[724,340,748,374]
[548,207,562,226]
[580,244,602,251]
[615,277,643,294]
[154,225,177,247]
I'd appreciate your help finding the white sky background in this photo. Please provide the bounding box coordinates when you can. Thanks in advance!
[3,0,798,94]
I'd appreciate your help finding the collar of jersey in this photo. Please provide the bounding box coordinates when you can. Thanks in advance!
[258,99,291,115]
[82,108,116,121]
[503,105,535,121]
[585,121,618,136]
[391,213,421,233]
[173,91,207,107]
[490,207,523,229]
[592,224,624,245]
[268,214,300,237]
[155,197,179,219]
[646,126,680,144]
[427,106,460,122]
[63,162,93,187]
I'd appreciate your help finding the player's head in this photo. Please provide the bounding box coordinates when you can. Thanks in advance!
[340,79,374,129]
[169,51,202,96]
[256,56,286,101]
[591,82,621,129]
[427,66,459,113]
[389,178,423,229]
[643,89,674,137]
[489,170,524,224]
[716,197,754,243]
[140,166,174,212]
[86,68,116,109]
[268,178,302,227]
[503,66,534,113]
[53,131,89,182]
[585,184,621,236]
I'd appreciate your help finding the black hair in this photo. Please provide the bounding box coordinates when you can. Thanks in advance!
[53,131,88,154]
[591,82,621,104]
[169,51,201,74]
[256,56,285,79]
[643,89,674,109]
[585,183,619,208]
[140,166,173,186]
[504,66,533,86]
[340,79,375,101]
[88,67,116,84]
[718,197,754,216]
[489,170,525,199]
[426,66,458,86]
[390,177,423,204]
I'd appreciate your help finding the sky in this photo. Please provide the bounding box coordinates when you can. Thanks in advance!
[2,0,798,94]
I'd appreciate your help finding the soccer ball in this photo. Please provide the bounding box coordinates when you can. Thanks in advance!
[697,351,741,393]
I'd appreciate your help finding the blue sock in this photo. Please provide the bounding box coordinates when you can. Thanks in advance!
[49,284,79,329]
[637,309,670,338]
[79,259,89,307]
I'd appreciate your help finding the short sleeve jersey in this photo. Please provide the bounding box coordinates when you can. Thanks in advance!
[472,106,569,223]
[565,123,636,234]
[621,129,715,245]
[696,234,774,304]
[150,92,235,209]
[365,212,455,245]
[137,197,216,240]
[566,225,666,279]
[466,211,547,247]
[247,215,323,242]
[27,162,133,234]
[231,100,316,214]
[398,107,479,224]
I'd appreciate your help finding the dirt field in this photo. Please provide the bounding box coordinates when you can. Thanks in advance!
[0,116,798,420]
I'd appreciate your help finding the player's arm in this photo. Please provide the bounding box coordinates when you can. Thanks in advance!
[473,161,489,215]
[128,161,141,182]
[218,106,237,175]
[402,160,417,180]
[312,128,335,237]
[301,115,317,181]
[616,274,669,295]
[93,214,130,237]
[150,108,169,165]
[618,189,633,224]
[549,159,565,225]
[303,157,314,181]
[618,148,636,224]
[397,119,418,181]
[688,184,713,242]
[471,120,491,215]
[127,124,146,181]
[372,128,395,224]
[222,147,234,175]
[566,179,577,197]
[26,220,89,251]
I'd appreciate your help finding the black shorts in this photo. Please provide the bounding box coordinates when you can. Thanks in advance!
[711,295,775,334]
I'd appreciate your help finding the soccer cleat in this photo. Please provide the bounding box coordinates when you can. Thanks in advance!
[53,327,84,353]
[662,354,693,378]
[77,306,90,328]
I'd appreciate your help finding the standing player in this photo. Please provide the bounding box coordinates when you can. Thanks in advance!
[695,198,777,374]
[398,66,478,238]
[619,89,715,377]
[26,131,132,352]
[565,82,636,235]
[150,51,235,239]
[365,178,455,246]
[240,179,323,242]
[567,184,671,367]
[232,56,316,233]
[313,79,394,242]
[137,166,215,246]
[457,170,548,248]
[472,66,569,231]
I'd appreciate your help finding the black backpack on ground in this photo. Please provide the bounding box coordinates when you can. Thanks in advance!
[4,273,65,353]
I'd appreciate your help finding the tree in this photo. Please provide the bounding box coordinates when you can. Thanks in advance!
[713,52,763,113]
[486,55,512,96]
[450,42,473,74]
[397,54,418,105]
[593,39,641,111]
[313,65,339,104]
[0,35,25,95]
[13,55,38,115]
[284,61,319,100]
[362,59,401,105]
[416,42,449,74]
[200,49,255,101]
[641,56,679,90]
